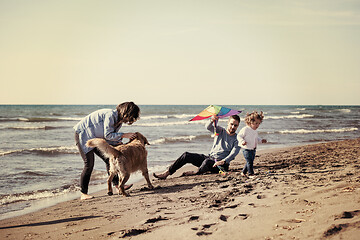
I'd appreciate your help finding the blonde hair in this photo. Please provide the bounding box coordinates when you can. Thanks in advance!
[244,111,264,126]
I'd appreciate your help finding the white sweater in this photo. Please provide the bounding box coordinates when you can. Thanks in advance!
[237,126,262,150]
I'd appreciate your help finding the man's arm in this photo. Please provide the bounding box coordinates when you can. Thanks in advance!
[222,143,241,164]
[206,115,221,134]
[213,141,241,166]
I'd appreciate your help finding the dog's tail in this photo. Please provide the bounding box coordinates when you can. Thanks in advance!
[86,138,121,159]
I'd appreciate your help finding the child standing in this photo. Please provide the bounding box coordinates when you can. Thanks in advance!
[237,111,267,178]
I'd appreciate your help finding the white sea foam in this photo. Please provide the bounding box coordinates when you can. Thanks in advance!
[336,109,351,113]
[0,187,79,205]
[140,115,169,120]
[57,117,83,121]
[265,114,314,120]
[0,146,78,157]
[136,120,202,127]
[8,126,59,130]
[11,126,46,130]
[141,114,196,121]
[279,127,358,134]
[170,114,196,119]
[150,135,198,145]
[16,117,81,122]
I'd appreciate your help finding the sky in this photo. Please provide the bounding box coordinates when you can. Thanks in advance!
[1,0,360,105]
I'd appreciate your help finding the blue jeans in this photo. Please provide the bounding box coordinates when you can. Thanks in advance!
[75,133,119,194]
[242,149,256,175]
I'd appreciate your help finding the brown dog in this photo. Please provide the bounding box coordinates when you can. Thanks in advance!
[86,132,153,196]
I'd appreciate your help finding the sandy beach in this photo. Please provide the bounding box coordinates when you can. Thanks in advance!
[1,138,359,239]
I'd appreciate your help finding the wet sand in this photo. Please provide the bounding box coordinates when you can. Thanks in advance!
[1,138,359,239]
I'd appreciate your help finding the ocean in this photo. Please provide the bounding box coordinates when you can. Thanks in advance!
[0,105,359,220]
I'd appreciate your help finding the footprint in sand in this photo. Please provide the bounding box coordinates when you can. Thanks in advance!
[120,228,148,238]
[234,213,249,220]
[335,210,360,219]
[188,216,200,221]
[196,231,212,236]
[219,215,228,221]
[192,223,216,236]
[144,215,168,224]
[225,203,239,209]
[257,194,266,199]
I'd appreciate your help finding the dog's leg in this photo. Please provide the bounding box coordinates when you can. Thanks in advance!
[107,172,115,196]
[119,173,130,197]
[115,173,124,194]
[142,169,154,189]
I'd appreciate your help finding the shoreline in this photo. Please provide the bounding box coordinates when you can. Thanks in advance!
[0,144,300,221]
[0,142,297,221]
[1,138,359,239]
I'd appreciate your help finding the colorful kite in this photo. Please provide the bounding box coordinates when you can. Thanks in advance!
[189,105,241,121]
[189,105,242,137]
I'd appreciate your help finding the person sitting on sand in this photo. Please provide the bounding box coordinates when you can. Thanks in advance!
[153,115,241,179]
[74,102,140,200]
[237,111,267,178]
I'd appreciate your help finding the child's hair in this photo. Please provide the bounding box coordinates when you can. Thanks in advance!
[116,102,140,126]
[244,111,264,125]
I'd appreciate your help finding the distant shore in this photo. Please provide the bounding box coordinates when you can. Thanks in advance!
[1,138,359,239]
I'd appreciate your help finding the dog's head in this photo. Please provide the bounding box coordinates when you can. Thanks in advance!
[131,132,150,146]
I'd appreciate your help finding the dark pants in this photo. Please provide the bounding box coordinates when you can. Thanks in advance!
[242,149,256,175]
[168,152,229,175]
[75,133,119,194]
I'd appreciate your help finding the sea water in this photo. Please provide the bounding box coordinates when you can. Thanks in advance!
[0,105,359,219]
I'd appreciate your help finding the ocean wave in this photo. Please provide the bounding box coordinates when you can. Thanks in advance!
[265,114,314,120]
[136,120,204,127]
[7,126,62,130]
[58,117,82,121]
[0,146,78,157]
[0,169,108,205]
[20,171,54,177]
[0,185,79,205]
[0,117,21,122]
[150,135,209,145]
[0,117,81,123]
[141,114,197,121]
[334,108,351,113]
[141,115,169,120]
[278,127,358,134]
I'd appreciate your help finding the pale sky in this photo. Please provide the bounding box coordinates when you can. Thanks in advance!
[1,0,360,105]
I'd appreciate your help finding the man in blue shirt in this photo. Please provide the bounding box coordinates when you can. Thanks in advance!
[153,115,240,179]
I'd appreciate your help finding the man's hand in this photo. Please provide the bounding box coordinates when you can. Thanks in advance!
[213,160,225,167]
[262,139,267,143]
[211,115,219,122]
[242,141,247,146]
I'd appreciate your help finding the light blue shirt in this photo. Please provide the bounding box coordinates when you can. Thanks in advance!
[74,109,124,154]
[206,119,240,164]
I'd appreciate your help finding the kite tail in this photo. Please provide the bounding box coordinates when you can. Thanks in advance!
[214,159,227,176]
[213,120,219,137]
